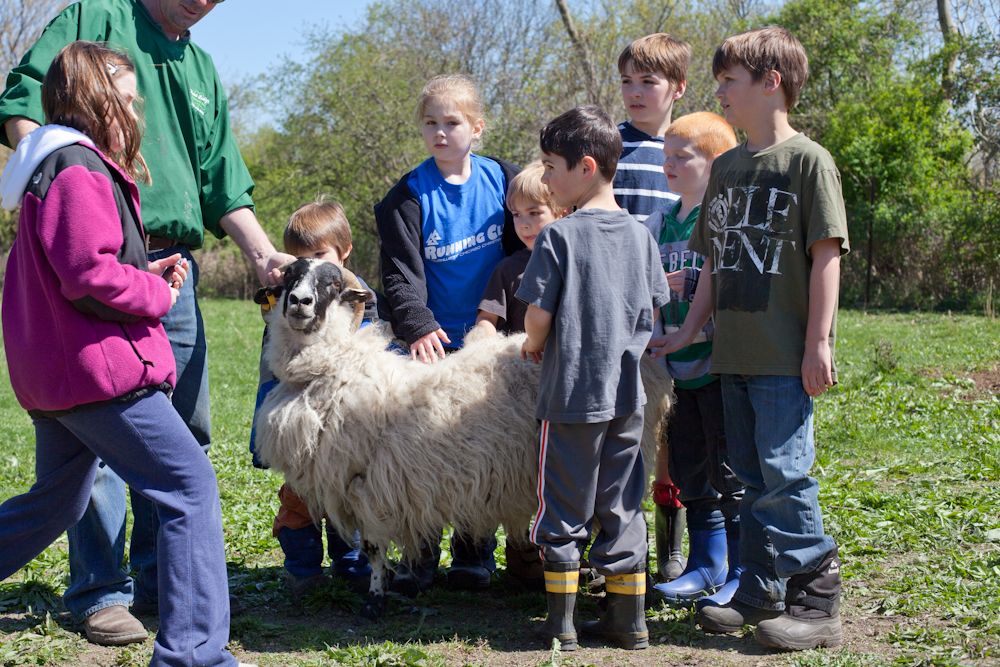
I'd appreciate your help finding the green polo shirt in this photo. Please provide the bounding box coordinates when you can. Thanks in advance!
[0,0,254,247]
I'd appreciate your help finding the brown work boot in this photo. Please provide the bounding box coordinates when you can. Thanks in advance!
[505,541,544,590]
[696,598,783,634]
[83,605,148,646]
[755,547,844,650]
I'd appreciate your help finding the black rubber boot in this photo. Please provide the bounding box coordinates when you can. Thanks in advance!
[655,505,687,581]
[755,546,843,650]
[388,540,440,597]
[539,561,579,651]
[580,572,649,649]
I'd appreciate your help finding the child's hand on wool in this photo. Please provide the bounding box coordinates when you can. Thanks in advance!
[521,337,544,363]
[411,329,450,364]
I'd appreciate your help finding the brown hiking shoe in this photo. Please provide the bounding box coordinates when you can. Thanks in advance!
[755,613,843,650]
[696,599,782,634]
[83,605,148,646]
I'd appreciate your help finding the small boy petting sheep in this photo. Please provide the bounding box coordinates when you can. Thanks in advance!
[516,105,670,651]
[474,160,565,337]
[249,199,375,598]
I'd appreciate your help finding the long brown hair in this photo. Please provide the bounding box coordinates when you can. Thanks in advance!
[42,41,149,181]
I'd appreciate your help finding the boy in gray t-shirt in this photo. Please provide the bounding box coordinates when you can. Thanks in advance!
[516,106,670,652]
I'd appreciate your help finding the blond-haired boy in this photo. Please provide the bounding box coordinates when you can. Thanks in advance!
[475,161,565,336]
[654,26,849,651]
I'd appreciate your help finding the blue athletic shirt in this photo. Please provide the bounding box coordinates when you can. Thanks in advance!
[408,154,507,347]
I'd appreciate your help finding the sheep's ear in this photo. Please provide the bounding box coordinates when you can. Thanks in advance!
[341,287,373,305]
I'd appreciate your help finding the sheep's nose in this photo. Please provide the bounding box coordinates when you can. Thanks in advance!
[289,294,313,307]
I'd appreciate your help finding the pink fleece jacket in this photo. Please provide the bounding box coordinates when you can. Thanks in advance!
[1,139,175,412]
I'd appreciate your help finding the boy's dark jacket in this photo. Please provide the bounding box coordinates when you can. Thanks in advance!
[374,157,524,344]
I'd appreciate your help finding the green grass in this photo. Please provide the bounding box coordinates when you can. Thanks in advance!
[0,304,998,666]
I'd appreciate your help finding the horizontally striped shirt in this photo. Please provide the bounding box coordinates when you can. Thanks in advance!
[613,121,679,223]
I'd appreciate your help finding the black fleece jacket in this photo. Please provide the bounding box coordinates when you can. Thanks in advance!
[374,157,523,344]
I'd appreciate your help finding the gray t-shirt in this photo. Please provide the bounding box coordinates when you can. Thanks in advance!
[690,133,850,378]
[516,208,670,423]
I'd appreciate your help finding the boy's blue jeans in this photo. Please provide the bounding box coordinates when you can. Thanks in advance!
[721,374,837,611]
[0,392,234,666]
[65,248,212,617]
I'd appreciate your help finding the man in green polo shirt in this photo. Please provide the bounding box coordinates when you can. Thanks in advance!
[0,0,292,647]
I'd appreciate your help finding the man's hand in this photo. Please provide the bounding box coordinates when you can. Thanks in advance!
[3,117,40,148]
[263,251,296,286]
[801,339,834,397]
[411,329,450,364]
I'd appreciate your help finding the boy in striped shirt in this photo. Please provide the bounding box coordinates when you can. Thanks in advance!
[614,33,690,223]
[614,32,692,583]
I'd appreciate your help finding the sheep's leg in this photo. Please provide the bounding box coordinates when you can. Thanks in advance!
[360,540,387,620]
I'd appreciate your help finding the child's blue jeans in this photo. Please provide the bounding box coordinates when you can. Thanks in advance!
[277,525,370,580]
[0,392,234,666]
[720,374,838,611]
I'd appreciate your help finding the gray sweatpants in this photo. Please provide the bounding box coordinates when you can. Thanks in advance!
[530,407,647,575]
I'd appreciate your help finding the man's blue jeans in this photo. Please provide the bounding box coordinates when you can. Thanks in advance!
[65,248,212,618]
[0,392,234,666]
[720,374,837,611]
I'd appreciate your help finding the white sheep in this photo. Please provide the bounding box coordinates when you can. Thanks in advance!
[255,258,673,618]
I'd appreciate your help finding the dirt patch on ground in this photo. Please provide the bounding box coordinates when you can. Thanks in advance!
[967,365,1000,399]
[925,363,1000,401]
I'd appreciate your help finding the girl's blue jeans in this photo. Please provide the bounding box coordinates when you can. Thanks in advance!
[0,391,234,666]
[721,374,837,611]
[65,247,211,617]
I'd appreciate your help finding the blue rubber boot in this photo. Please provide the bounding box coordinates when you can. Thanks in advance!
[696,519,742,610]
[652,510,727,604]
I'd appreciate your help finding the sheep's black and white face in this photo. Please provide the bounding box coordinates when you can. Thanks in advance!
[281,259,344,333]
[279,259,372,334]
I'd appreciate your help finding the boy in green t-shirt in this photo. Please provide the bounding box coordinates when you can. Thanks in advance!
[653,27,850,651]
[647,112,745,610]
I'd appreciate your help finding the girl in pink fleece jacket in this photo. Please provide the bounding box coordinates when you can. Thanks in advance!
[0,42,242,667]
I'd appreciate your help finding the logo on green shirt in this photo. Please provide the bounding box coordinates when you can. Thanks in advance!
[190,89,210,117]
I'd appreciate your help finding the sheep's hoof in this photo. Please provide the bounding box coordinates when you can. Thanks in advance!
[360,594,386,620]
